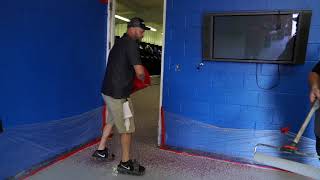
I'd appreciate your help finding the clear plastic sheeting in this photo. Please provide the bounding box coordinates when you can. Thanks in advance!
[164,111,320,168]
[0,107,103,179]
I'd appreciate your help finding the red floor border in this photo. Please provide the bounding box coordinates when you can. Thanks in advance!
[160,106,166,147]
[21,138,100,179]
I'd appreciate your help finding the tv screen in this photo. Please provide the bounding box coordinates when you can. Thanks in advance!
[202,10,312,64]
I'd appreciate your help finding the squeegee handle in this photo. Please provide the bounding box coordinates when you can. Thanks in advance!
[293,99,320,144]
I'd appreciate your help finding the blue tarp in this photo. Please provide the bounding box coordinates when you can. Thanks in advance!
[0,107,102,179]
[164,111,320,168]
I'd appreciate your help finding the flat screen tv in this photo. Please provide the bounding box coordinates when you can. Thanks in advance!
[202,10,312,64]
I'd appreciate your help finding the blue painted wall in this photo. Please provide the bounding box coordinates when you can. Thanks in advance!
[163,0,320,154]
[0,0,107,128]
[0,0,107,178]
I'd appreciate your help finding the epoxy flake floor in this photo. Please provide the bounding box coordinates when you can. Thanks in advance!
[28,85,312,180]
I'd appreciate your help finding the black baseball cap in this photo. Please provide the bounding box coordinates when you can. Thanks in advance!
[127,17,150,30]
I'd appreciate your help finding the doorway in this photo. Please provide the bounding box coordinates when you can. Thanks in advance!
[107,0,166,146]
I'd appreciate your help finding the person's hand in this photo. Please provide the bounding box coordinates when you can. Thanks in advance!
[310,86,320,103]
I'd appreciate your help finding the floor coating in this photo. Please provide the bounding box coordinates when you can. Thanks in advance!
[28,85,313,180]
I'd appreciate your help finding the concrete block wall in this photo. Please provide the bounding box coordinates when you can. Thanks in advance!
[163,0,320,145]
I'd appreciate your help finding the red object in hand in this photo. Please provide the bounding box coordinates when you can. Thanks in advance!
[282,145,298,151]
[280,127,290,134]
[132,66,151,93]
[99,0,108,4]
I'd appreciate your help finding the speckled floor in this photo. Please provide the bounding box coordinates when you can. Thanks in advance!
[28,85,312,180]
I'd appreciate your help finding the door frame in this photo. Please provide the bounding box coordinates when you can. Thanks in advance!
[106,0,116,63]
[158,0,167,146]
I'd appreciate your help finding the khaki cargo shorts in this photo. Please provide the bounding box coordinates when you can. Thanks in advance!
[102,93,135,134]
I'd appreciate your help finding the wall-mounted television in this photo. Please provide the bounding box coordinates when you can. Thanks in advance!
[202,10,312,64]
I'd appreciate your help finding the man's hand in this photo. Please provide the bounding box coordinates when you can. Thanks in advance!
[134,65,145,81]
[309,72,320,103]
[310,86,320,103]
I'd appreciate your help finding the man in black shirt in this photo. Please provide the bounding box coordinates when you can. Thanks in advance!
[92,17,150,175]
[308,61,320,157]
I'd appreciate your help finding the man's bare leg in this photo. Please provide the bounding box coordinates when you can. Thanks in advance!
[121,133,131,162]
[98,123,113,150]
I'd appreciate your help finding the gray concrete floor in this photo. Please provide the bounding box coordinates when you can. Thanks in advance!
[28,85,312,180]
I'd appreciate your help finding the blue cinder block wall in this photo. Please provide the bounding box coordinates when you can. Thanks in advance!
[0,0,107,128]
[0,0,107,178]
[163,0,320,154]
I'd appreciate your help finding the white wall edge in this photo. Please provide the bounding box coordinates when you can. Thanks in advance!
[158,0,167,146]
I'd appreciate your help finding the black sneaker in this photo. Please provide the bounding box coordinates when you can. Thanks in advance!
[92,148,115,161]
[117,159,145,176]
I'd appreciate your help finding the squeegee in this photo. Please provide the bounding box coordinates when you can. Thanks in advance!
[254,100,320,179]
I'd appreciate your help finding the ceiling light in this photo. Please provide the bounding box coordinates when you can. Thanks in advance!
[115,15,157,31]
[115,15,130,22]
[147,26,157,31]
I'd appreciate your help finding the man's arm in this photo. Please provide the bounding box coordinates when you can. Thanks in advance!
[126,41,145,81]
[309,72,320,103]
[134,65,145,81]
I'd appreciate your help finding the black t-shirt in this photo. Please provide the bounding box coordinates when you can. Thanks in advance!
[101,34,142,99]
[312,61,320,75]
[312,61,320,137]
